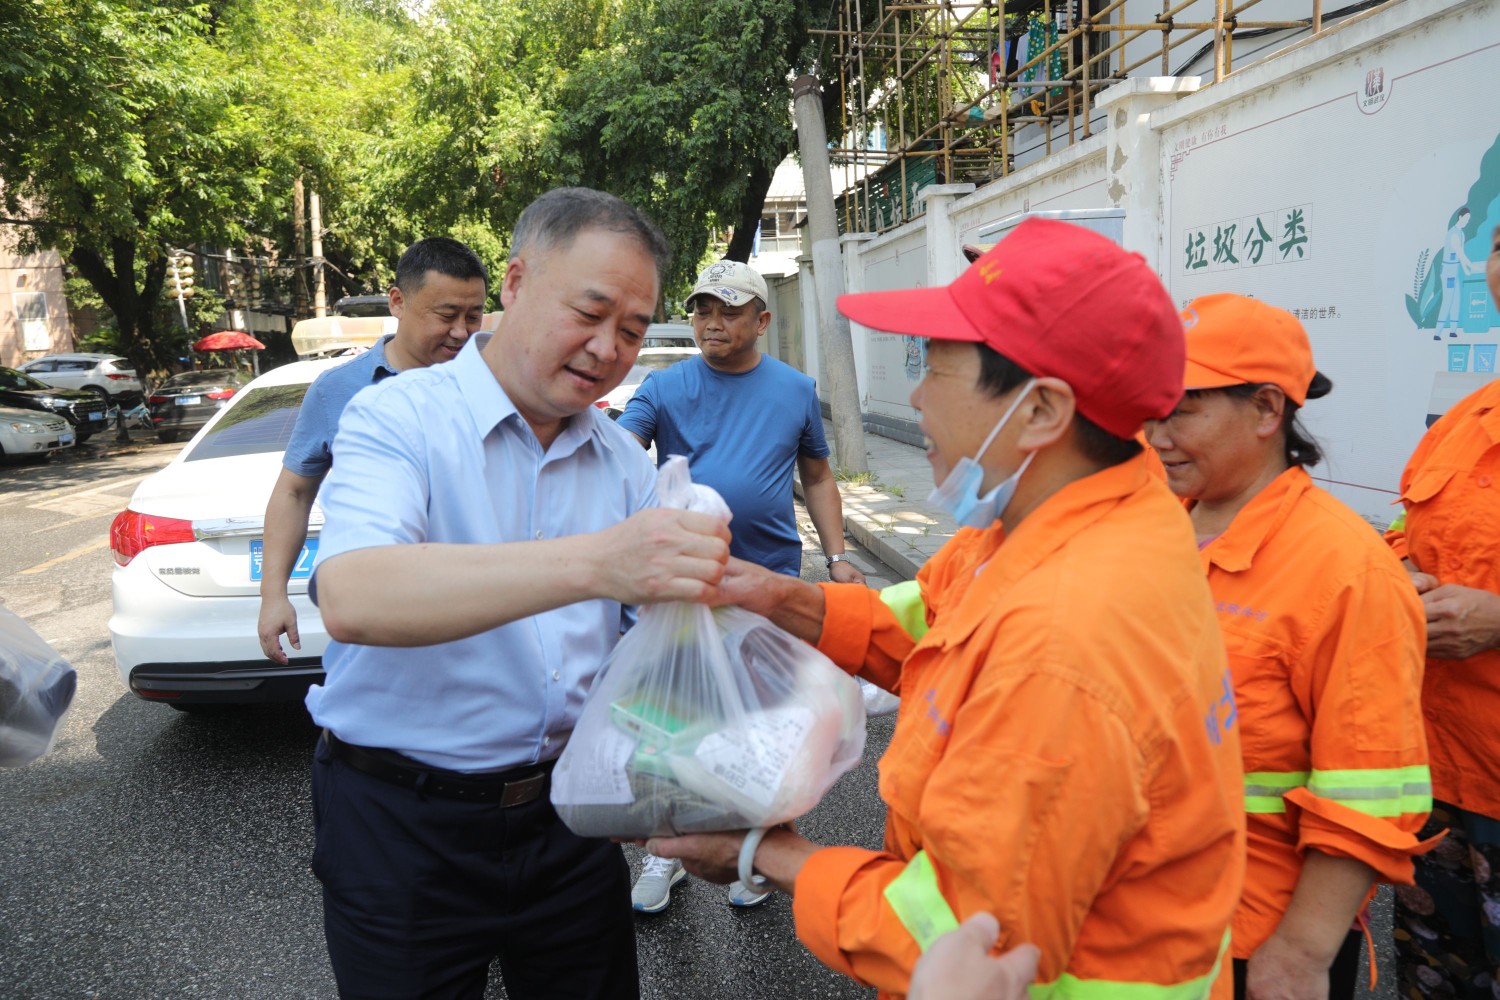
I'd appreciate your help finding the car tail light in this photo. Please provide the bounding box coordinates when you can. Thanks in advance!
[106,373,132,381]
[110,510,196,566]
[205,389,236,400]
[148,395,167,405]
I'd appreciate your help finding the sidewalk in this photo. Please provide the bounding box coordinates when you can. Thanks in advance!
[797,419,956,582]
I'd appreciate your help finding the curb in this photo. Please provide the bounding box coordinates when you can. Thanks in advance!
[794,479,930,583]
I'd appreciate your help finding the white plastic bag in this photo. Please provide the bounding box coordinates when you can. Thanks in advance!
[551,457,866,839]
[0,607,78,768]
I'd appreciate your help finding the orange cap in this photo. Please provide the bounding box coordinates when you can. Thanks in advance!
[1180,293,1317,405]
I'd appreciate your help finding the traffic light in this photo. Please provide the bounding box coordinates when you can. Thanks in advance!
[169,251,195,301]
[248,262,262,309]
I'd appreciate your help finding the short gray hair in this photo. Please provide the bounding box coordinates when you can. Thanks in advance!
[509,187,671,279]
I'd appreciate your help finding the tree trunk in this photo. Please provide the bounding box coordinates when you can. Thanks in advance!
[724,159,776,264]
[68,240,172,380]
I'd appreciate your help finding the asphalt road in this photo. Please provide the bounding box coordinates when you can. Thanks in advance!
[0,433,895,1000]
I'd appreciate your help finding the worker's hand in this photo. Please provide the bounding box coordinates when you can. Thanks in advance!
[257,595,301,664]
[643,831,747,885]
[596,508,730,605]
[909,912,1040,1000]
[1423,583,1500,660]
[712,557,790,615]
[1401,559,1440,595]
[828,559,867,586]
[1245,932,1332,1000]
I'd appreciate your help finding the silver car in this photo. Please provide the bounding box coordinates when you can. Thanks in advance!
[18,353,145,404]
[0,405,74,462]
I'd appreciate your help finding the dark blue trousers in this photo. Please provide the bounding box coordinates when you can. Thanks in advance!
[311,737,640,1000]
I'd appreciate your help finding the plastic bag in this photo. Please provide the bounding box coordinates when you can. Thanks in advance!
[551,456,866,839]
[0,606,78,768]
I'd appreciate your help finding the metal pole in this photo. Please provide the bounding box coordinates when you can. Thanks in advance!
[793,73,868,474]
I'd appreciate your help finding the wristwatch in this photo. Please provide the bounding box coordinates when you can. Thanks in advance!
[825,553,850,569]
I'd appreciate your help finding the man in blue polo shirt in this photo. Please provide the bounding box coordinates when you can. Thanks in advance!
[256,237,489,664]
[617,258,866,912]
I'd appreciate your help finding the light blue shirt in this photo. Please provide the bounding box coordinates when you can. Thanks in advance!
[306,334,659,771]
[282,335,399,478]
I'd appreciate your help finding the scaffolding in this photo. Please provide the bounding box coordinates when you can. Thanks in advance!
[822,0,1373,234]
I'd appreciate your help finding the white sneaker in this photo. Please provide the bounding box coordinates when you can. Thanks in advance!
[727,878,773,908]
[631,855,685,913]
[860,678,900,717]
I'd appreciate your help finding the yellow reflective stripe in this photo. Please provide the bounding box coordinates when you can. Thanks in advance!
[879,580,929,641]
[1242,767,1433,817]
[1028,929,1231,1000]
[1243,770,1309,814]
[1387,511,1406,533]
[882,850,958,951]
[1308,765,1433,817]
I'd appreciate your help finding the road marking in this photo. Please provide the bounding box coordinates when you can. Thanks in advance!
[0,470,152,509]
[30,492,133,517]
[38,508,122,533]
[18,537,111,575]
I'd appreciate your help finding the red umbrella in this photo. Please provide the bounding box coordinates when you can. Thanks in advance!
[193,330,265,352]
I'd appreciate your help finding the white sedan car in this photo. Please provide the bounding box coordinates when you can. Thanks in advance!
[108,356,344,710]
[0,405,74,462]
[594,346,700,419]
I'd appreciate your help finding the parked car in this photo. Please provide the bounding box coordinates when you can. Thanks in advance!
[0,367,110,442]
[331,294,392,318]
[0,405,74,463]
[642,323,697,350]
[18,353,144,404]
[147,369,250,443]
[108,356,344,710]
[594,346,700,419]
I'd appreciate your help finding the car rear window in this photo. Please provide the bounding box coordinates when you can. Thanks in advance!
[160,370,241,389]
[183,384,309,461]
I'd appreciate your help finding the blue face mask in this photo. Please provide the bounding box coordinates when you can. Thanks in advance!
[927,380,1037,529]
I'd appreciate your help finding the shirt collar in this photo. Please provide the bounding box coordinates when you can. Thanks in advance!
[1196,465,1312,574]
[368,334,400,380]
[450,334,622,457]
[935,451,1161,647]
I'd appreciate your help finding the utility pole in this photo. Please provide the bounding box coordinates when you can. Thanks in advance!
[310,189,327,318]
[293,176,309,318]
[792,74,867,474]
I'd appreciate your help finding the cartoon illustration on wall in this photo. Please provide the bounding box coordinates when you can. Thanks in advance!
[903,335,926,380]
[1407,132,1500,338]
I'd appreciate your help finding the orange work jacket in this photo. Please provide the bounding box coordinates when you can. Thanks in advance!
[793,453,1245,999]
[1196,466,1431,959]
[1387,379,1500,819]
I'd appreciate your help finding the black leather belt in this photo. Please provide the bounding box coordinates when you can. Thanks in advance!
[322,729,554,806]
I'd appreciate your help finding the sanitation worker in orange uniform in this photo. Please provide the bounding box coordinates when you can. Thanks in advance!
[648,219,1247,999]
[1146,294,1434,1000]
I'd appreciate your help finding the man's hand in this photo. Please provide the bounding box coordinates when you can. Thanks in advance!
[1244,932,1332,1000]
[257,595,301,664]
[643,831,745,885]
[595,508,730,605]
[829,559,866,586]
[909,912,1040,1000]
[1423,583,1500,660]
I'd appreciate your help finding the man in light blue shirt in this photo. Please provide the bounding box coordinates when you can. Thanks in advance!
[306,188,730,1000]
[257,237,489,664]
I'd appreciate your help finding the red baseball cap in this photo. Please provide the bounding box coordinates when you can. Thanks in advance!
[1180,294,1317,405]
[836,219,1184,439]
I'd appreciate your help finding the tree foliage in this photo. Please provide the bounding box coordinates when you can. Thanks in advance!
[2,0,860,362]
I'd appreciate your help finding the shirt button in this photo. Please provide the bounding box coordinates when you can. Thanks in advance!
[1450,556,1464,570]
[552,671,561,682]
[1480,475,1492,488]
[543,736,551,747]
[535,529,544,539]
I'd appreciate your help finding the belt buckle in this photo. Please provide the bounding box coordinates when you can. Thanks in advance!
[501,772,545,808]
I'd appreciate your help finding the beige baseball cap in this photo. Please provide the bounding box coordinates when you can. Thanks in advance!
[687,260,769,309]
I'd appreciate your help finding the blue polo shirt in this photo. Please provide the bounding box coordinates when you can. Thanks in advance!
[307,334,659,771]
[616,354,829,576]
[282,336,399,479]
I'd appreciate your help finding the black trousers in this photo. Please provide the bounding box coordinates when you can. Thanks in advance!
[311,737,639,1000]
[1232,929,1362,1000]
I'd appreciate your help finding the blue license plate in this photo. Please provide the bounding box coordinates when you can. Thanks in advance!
[58,431,75,446]
[250,538,318,581]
